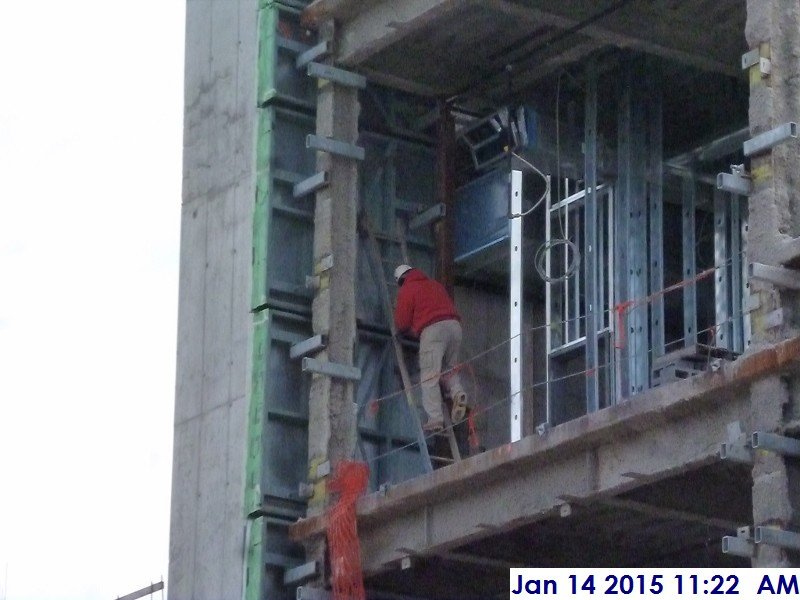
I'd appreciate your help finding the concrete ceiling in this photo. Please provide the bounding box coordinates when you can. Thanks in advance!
[304,0,747,99]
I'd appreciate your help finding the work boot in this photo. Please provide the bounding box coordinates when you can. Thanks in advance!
[451,392,468,423]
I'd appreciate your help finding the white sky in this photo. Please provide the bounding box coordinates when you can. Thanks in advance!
[0,2,184,598]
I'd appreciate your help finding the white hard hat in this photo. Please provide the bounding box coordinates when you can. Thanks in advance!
[394,264,413,283]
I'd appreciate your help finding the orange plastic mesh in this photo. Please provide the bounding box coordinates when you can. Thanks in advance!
[326,461,369,600]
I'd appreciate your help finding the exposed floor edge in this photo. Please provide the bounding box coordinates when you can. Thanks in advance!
[290,334,800,542]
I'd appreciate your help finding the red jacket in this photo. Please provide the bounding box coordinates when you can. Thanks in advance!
[394,269,460,338]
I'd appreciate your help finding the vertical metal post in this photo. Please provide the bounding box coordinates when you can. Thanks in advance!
[584,62,599,413]
[615,60,632,399]
[741,200,751,351]
[544,175,552,426]
[628,64,649,394]
[682,176,697,347]
[607,189,618,404]
[714,189,731,349]
[510,169,523,442]
[730,195,743,353]
[648,77,665,360]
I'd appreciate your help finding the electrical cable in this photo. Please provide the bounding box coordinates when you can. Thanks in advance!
[508,151,550,218]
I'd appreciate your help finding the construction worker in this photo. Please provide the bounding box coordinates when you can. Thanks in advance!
[393,264,468,432]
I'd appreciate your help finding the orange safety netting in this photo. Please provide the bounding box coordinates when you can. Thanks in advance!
[326,461,369,600]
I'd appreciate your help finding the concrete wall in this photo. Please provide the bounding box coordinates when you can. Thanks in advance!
[168,0,257,597]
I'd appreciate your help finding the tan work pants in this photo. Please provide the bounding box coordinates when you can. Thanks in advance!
[419,319,465,422]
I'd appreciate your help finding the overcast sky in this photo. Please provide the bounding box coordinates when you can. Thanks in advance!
[0,2,184,598]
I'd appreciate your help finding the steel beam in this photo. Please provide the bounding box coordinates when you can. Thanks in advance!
[714,189,731,349]
[648,73,664,360]
[751,431,800,457]
[296,586,330,600]
[510,169,523,441]
[302,357,361,381]
[284,561,319,586]
[408,203,445,230]
[293,171,330,198]
[306,134,365,161]
[296,40,331,69]
[754,526,800,551]
[290,334,328,360]
[743,122,798,157]
[717,172,752,196]
[682,176,697,347]
[719,440,753,464]
[584,61,599,412]
[307,61,367,89]
[722,535,755,557]
[115,583,165,600]
[749,262,800,291]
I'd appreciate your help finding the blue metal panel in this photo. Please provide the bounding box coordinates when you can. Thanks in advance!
[454,169,510,262]
[357,133,436,328]
[262,107,317,310]
[262,312,311,503]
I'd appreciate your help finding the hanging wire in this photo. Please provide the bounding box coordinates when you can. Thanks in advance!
[364,300,755,468]
[358,247,748,415]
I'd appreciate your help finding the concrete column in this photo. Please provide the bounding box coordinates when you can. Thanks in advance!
[745,0,800,567]
[307,19,360,517]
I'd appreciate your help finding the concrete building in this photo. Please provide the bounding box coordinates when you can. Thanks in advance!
[169,0,800,598]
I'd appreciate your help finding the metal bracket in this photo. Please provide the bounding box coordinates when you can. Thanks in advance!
[720,440,753,464]
[742,48,761,69]
[284,561,319,586]
[306,134,365,161]
[764,308,785,329]
[409,203,446,230]
[289,334,327,360]
[751,431,800,457]
[296,586,330,600]
[749,262,800,290]
[755,526,800,551]
[717,171,752,196]
[296,40,330,69]
[307,62,366,89]
[722,525,755,557]
[722,535,755,557]
[742,48,771,77]
[305,275,320,291]
[315,460,331,478]
[744,122,798,157]
[315,253,334,274]
[302,357,361,381]
[293,171,329,198]
[298,482,314,499]
[277,36,310,55]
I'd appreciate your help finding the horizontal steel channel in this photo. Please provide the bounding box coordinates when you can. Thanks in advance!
[409,203,446,230]
[755,526,800,550]
[307,61,367,89]
[749,263,800,291]
[717,172,752,195]
[721,535,754,557]
[293,171,329,198]
[719,441,753,464]
[295,40,330,69]
[751,431,800,456]
[743,122,798,156]
[283,561,319,586]
[306,134,365,161]
[301,357,361,380]
[289,334,327,359]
